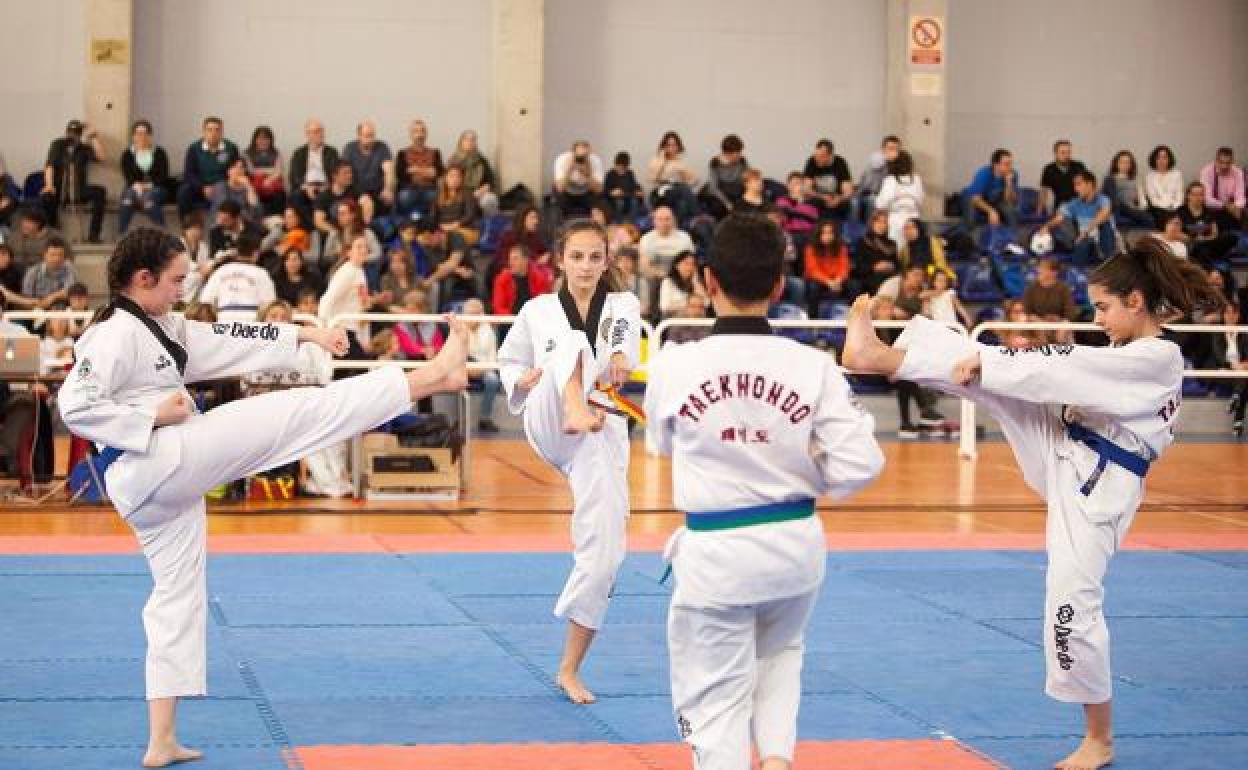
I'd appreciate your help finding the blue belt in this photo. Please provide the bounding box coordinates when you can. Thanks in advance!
[97,446,124,472]
[1065,422,1150,496]
[685,498,816,532]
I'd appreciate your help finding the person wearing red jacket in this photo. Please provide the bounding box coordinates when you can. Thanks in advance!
[493,244,553,315]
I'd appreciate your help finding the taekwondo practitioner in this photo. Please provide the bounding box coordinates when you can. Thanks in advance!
[645,213,885,770]
[842,238,1221,770]
[58,228,469,767]
[498,218,642,705]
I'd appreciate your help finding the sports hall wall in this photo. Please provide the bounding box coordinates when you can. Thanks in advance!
[2,0,1247,191]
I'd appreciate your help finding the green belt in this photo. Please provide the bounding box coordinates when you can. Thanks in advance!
[684,498,816,532]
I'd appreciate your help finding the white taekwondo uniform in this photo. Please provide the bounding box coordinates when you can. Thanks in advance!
[196,261,276,322]
[645,316,884,770]
[498,284,641,631]
[893,314,1183,704]
[58,296,414,699]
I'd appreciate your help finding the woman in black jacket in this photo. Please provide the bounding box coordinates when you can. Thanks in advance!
[119,119,171,233]
[852,210,900,295]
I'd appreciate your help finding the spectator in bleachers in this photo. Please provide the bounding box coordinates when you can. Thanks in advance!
[497,206,549,270]
[889,266,946,435]
[803,138,855,221]
[604,151,644,223]
[296,288,319,319]
[432,165,481,247]
[313,163,361,242]
[390,218,432,283]
[1178,182,1238,265]
[448,129,499,218]
[804,219,852,315]
[38,309,74,376]
[666,292,711,345]
[658,250,706,320]
[395,118,443,218]
[273,248,322,307]
[211,158,262,224]
[736,169,767,215]
[459,297,501,433]
[179,212,213,301]
[638,205,695,285]
[198,232,276,322]
[208,199,265,257]
[921,269,972,329]
[1143,144,1183,228]
[394,288,445,361]
[699,134,748,219]
[857,135,901,220]
[875,150,924,245]
[1215,302,1247,436]
[1101,150,1152,230]
[419,220,478,310]
[962,148,1020,232]
[318,232,373,358]
[378,246,417,310]
[17,237,77,311]
[6,209,69,270]
[0,244,24,299]
[1039,139,1087,215]
[118,119,170,235]
[40,119,107,243]
[777,172,818,251]
[178,116,239,217]
[289,118,339,224]
[553,139,604,219]
[1200,146,1245,231]
[1153,211,1189,258]
[1022,257,1078,325]
[765,206,806,305]
[262,206,314,269]
[898,218,953,282]
[588,202,612,229]
[244,126,286,217]
[1001,298,1038,350]
[492,244,552,315]
[322,200,381,275]
[612,246,651,320]
[0,152,17,230]
[341,120,395,218]
[1036,170,1116,266]
[66,283,90,338]
[646,131,699,224]
[853,210,899,295]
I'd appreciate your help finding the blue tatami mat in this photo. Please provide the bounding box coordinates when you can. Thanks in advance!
[0,550,1244,769]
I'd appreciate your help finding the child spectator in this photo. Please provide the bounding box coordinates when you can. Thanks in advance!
[378,246,418,310]
[295,288,320,319]
[776,172,818,250]
[804,220,852,315]
[66,283,90,338]
[736,169,767,215]
[460,297,501,433]
[262,206,314,268]
[39,310,75,375]
[1002,298,1038,349]
[922,270,972,329]
[766,207,806,306]
[613,246,652,320]
[179,212,213,301]
[394,288,443,360]
[604,151,644,223]
[898,218,954,282]
[699,134,748,219]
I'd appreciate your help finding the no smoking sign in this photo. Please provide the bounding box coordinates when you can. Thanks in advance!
[909,15,943,66]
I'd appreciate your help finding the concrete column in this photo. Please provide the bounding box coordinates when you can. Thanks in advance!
[491,0,545,197]
[885,0,948,219]
[84,0,133,197]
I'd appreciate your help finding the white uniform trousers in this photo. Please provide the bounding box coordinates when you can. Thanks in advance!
[895,317,1131,703]
[521,329,629,631]
[668,582,818,770]
[120,366,413,699]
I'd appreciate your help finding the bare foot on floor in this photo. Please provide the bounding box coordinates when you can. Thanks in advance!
[142,744,203,768]
[557,671,597,704]
[840,294,890,374]
[1055,737,1114,770]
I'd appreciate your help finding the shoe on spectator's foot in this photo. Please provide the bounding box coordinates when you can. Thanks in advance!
[478,418,499,434]
[898,423,920,440]
[1234,419,1244,437]
[918,409,945,427]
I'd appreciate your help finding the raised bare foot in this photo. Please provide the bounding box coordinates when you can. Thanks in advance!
[840,294,889,373]
[142,744,203,768]
[410,315,470,396]
[1054,737,1114,770]
[563,403,605,434]
[557,670,597,704]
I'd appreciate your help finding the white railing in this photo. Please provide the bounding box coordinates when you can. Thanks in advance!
[959,321,1248,459]
[4,310,323,326]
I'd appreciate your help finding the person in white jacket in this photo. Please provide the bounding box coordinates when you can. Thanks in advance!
[873,151,925,245]
[1143,144,1184,228]
[57,229,469,768]
[842,238,1222,770]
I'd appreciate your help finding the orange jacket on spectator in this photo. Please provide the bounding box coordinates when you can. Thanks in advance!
[804,243,850,285]
[492,268,553,315]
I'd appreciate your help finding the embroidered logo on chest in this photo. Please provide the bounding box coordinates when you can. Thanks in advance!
[155,354,173,372]
[599,315,613,344]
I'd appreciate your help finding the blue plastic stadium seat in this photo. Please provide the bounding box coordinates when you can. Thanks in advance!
[478,214,510,256]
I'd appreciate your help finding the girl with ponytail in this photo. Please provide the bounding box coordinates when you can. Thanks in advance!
[841,237,1218,770]
[497,218,642,704]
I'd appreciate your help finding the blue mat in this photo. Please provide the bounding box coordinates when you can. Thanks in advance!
[0,550,1244,768]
